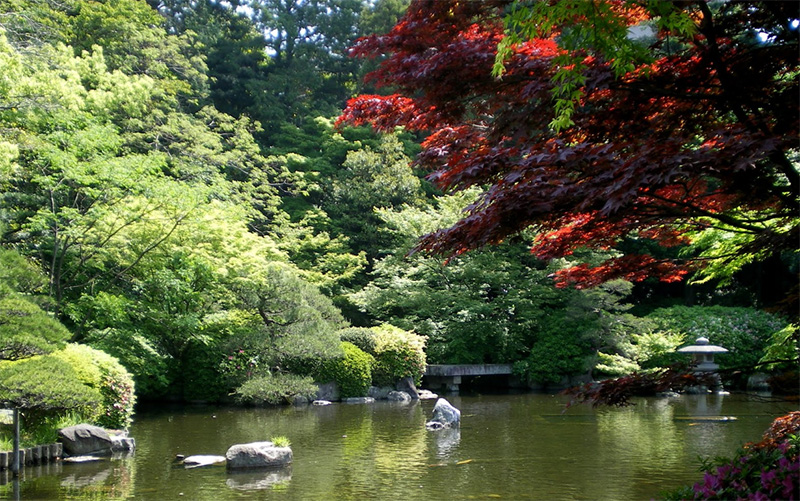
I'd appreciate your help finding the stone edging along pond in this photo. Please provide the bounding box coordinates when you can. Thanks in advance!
[0,443,63,470]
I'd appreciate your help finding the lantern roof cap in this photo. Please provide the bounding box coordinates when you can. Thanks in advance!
[677,337,729,353]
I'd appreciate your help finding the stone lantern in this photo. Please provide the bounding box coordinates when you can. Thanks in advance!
[677,337,728,393]
[677,337,728,372]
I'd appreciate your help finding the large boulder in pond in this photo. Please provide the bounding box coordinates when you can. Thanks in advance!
[58,424,113,456]
[226,441,292,470]
[395,377,419,399]
[425,398,460,430]
[387,390,411,402]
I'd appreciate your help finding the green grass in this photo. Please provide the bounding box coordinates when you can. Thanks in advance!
[270,435,291,447]
[0,412,84,451]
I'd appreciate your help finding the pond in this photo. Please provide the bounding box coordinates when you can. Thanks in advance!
[0,392,793,500]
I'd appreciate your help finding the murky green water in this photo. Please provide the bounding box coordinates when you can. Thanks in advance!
[1,393,793,500]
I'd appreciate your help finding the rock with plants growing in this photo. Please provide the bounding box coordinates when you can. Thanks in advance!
[226,441,292,469]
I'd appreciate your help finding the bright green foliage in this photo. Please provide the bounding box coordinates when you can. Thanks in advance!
[0,356,100,414]
[316,342,374,398]
[0,249,48,294]
[0,15,322,402]
[0,282,70,361]
[760,325,799,371]
[51,344,136,429]
[0,412,83,450]
[370,324,426,387]
[228,262,346,366]
[270,435,291,447]
[595,326,686,377]
[233,372,318,406]
[326,134,424,264]
[275,210,367,295]
[338,327,378,355]
[684,221,800,287]
[354,192,590,370]
[76,313,173,399]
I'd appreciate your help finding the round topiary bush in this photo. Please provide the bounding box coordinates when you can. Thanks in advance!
[337,327,378,355]
[52,344,136,429]
[316,342,374,398]
[370,325,426,387]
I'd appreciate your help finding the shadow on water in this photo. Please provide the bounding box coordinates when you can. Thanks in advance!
[0,392,791,500]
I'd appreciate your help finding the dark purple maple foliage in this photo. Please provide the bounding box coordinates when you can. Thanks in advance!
[339,0,798,292]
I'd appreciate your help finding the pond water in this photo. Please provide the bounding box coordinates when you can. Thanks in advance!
[1,392,793,500]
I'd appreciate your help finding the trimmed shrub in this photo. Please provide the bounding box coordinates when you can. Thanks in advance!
[233,373,318,405]
[512,314,593,385]
[0,357,100,423]
[371,324,426,387]
[52,344,136,429]
[0,283,70,360]
[338,327,377,355]
[316,342,374,398]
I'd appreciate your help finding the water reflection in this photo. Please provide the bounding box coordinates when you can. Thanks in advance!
[225,467,291,490]
[431,428,461,458]
[0,393,789,500]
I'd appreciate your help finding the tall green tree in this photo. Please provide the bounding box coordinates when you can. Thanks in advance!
[235,0,366,137]
[325,133,424,265]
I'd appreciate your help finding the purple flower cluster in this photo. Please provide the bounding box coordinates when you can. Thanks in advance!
[220,348,259,380]
[690,440,799,500]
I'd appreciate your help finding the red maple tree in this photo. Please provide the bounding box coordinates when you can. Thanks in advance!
[339,0,798,292]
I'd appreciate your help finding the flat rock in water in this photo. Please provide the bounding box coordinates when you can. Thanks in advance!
[417,390,439,400]
[343,397,374,404]
[62,456,105,463]
[184,455,227,468]
[675,416,738,422]
[387,391,411,402]
[226,442,293,469]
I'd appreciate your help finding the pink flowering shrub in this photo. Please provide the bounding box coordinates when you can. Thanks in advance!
[53,344,136,429]
[220,348,260,382]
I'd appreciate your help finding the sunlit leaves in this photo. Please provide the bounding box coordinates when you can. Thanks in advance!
[0,356,100,411]
[0,283,70,361]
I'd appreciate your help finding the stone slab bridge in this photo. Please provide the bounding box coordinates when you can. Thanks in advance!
[423,364,514,393]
